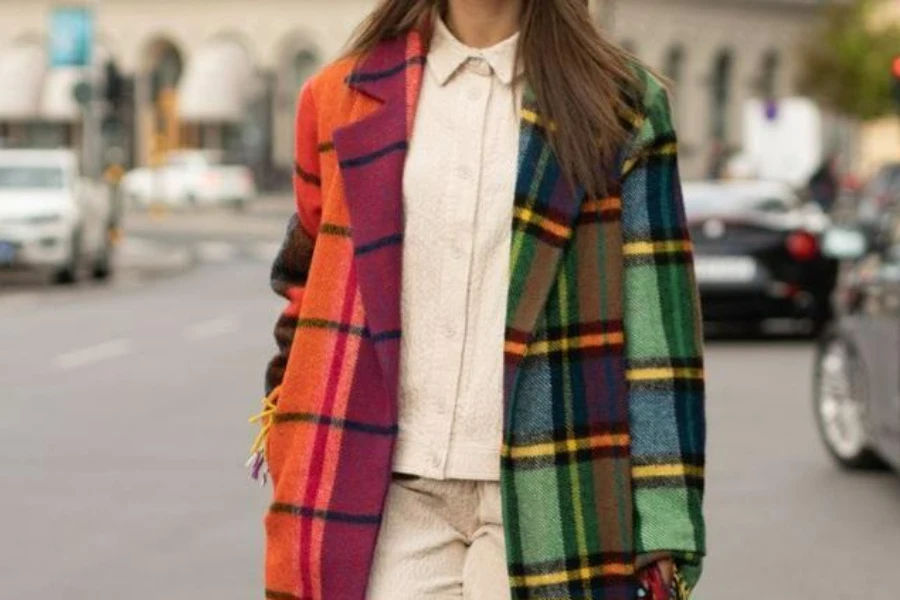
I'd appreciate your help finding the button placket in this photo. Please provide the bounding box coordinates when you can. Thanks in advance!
[436,75,490,477]
[451,76,494,427]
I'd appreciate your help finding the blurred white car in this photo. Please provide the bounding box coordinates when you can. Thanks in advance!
[121,150,256,209]
[0,150,115,283]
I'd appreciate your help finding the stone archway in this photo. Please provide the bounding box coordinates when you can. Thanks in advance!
[177,34,257,162]
[137,37,184,165]
[272,32,322,179]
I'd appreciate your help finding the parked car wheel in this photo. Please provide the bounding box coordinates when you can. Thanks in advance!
[813,331,886,469]
[54,229,84,285]
[807,303,834,340]
[91,230,115,281]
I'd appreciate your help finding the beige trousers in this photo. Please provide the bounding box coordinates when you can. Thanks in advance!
[368,475,512,600]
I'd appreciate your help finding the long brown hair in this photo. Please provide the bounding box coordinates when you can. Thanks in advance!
[345,0,640,197]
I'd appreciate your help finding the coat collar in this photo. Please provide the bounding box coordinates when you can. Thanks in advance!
[333,29,585,401]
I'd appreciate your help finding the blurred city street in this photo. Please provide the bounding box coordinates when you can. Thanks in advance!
[2,1,900,599]
[0,199,292,599]
[1,200,899,598]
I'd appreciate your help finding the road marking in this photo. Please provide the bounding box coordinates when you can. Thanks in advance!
[195,241,239,263]
[55,339,135,370]
[183,316,240,341]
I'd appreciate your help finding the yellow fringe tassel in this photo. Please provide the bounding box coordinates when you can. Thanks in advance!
[248,386,280,461]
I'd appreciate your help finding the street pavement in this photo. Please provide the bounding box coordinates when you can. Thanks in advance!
[1,201,899,599]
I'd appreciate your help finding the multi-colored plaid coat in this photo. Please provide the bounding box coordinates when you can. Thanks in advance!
[255,27,705,600]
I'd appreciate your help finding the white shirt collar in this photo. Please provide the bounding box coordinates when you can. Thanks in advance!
[428,17,522,86]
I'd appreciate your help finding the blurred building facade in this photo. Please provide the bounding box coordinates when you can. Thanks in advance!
[604,0,827,179]
[0,0,373,188]
[0,0,826,185]
[856,0,900,177]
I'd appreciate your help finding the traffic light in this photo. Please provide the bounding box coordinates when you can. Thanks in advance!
[891,56,900,107]
[104,60,124,110]
[100,59,133,171]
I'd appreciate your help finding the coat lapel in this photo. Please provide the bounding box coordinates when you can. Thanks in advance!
[504,87,587,388]
[333,33,426,401]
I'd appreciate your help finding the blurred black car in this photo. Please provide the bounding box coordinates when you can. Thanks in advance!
[683,180,838,334]
[813,207,900,472]
[857,163,900,218]
[855,162,900,241]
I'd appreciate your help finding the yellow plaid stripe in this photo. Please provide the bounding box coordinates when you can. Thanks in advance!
[510,562,634,588]
[627,367,704,381]
[623,239,693,256]
[621,141,678,177]
[505,331,623,358]
[582,197,622,214]
[503,432,630,460]
[633,463,705,480]
[513,206,572,241]
[521,108,557,131]
[619,105,642,129]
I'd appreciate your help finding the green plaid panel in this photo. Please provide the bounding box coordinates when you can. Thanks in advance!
[508,466,567,564]
[633,487,704,553]
[623,264,674,358]
[625,262,699,360]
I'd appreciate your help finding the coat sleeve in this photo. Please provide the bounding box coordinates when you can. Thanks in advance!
[265,80,322,395]
[619,75,706,594]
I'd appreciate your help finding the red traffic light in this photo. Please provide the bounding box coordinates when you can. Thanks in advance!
[892,56,900,79]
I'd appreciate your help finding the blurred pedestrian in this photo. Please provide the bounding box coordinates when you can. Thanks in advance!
[707,139,727,180]
[250,1,706,599]
[808,154,839,214]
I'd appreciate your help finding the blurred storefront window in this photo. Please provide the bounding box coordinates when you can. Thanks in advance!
[664,44,685,129]
[0,39,47,148]
[177,37,255,166]
[759,49,781,100]
[272,41,320,187]
[711,49,734,143]
[709,49,734,178]
[664,44,685,87]
[142,40,183,166]
[25,121,72,148]
[291,48,319,91]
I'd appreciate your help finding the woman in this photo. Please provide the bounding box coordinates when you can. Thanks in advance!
[249,0,706,598]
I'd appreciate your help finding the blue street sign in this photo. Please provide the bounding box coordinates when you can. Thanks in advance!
[49,7,94,67]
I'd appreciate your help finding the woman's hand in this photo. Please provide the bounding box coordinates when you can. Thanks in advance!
[654,559,674,585]
[637,559,678,599]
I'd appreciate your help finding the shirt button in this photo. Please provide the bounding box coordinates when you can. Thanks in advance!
[430,454,442,469]
[458,165,472,180]
[443,325,457,339]
[468,86,482,101]
[468,57,491,76]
